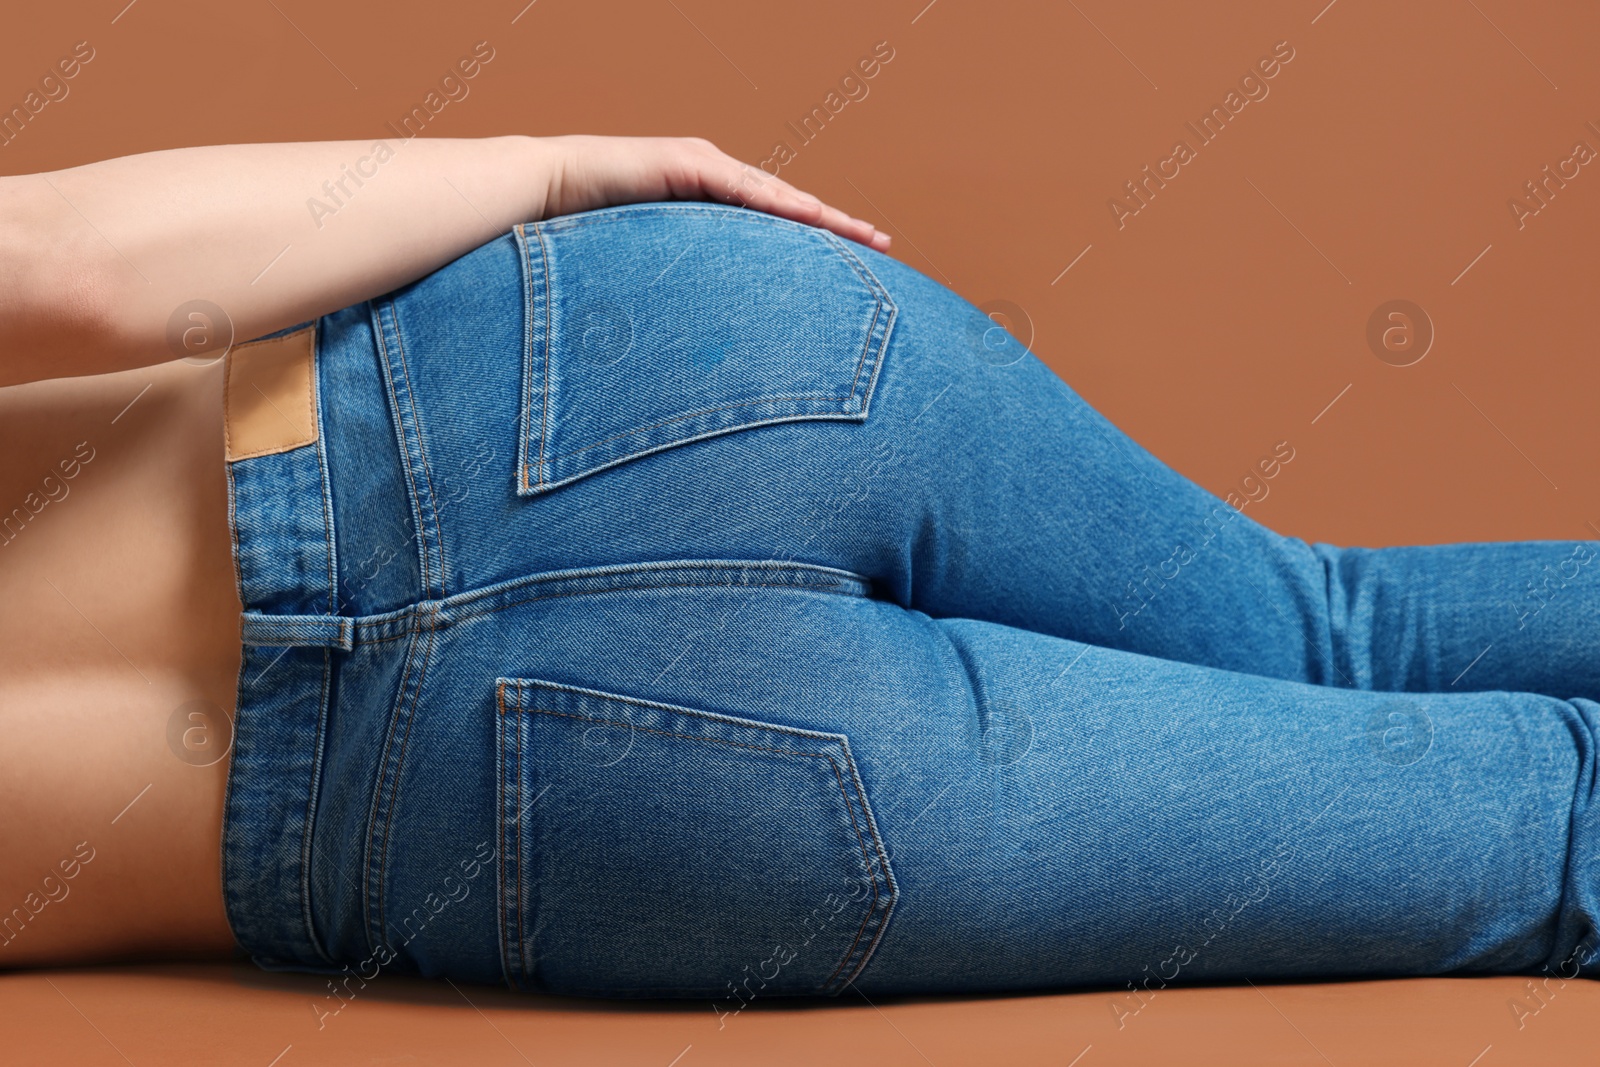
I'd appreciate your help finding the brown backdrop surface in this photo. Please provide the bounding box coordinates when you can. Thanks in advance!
[4,1,1599,1063]
[5,0,1597,546]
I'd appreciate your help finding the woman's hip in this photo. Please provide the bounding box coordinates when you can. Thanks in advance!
[216,201,983,986]
[230,201,1572,1001]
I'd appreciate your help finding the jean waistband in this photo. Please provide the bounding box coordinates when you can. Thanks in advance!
[221,319,353,973]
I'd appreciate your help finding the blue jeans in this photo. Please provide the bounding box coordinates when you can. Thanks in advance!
[221,201,1600,1006]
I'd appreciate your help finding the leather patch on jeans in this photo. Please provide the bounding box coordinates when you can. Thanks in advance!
[224,326,318,462]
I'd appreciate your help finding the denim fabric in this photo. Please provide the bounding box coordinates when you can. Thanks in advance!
[222,201,1600,1004]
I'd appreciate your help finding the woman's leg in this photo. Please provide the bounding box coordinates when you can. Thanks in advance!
[833,245,1600,698]
[365,575,1600,997]
[237,203,1600,996]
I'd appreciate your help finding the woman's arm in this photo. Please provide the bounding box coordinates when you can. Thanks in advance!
[0,135,888,388]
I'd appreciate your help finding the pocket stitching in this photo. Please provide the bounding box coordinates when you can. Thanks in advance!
[508,703,888,994]
[544,393,861,462]
[497,682,896,995]
[814,229,896,405]
[495,680,527,991]
[515,222,556,493]
[517,207,892,494]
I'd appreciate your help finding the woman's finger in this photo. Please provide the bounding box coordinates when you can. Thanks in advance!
[691,145,890,251]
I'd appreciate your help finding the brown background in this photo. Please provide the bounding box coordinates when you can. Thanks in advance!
[4,1,1600,1063]
[5,0,1598,549]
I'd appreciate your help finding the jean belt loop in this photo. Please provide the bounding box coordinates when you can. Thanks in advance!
[239,610,355,651]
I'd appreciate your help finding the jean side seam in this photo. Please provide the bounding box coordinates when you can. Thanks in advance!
[373,604,441,960]
[387,301,450,597]
[298,648,339,966]
[300,330,341,964]
[360,612,424,957]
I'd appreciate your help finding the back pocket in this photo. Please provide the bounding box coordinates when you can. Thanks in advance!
[513,203,896,495]
[495,677,898,999]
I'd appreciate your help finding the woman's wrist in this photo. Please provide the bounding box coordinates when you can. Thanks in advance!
[35,136,567,384]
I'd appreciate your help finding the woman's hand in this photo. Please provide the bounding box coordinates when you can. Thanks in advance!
[537,134,891,252]
[0,134,891,387]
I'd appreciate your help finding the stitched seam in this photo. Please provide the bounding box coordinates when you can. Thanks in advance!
[353,578,872,646]
[300,328,340,963]
[435,558,871,609]
[494,685,504,983]
[502,679,865,743]
[311,323,338,616]
[379,302,433,593]
[850,298,882,401]
[389,304,449,596]
[501,703,841,757]
[524,205,876,483]
[228,441,317,462]
[223,461,247,624]
[515,224,536,494]
[502,697,884,990]
[818,754,881,990]
[248,561,872,638]
[302,323,317,452]
[840,753,898,985]
[814,230,886,401]
[361,612,423,952]
[298,648,338,965]
[373,303,434,597]
[515,680,528,986]
[827,230,899,416]
[541,394,856,463]
[375,605,439,952]
[495,681,512,989]
[534,224,554,488]
[222,340,238,460]
[828,748,897,989]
